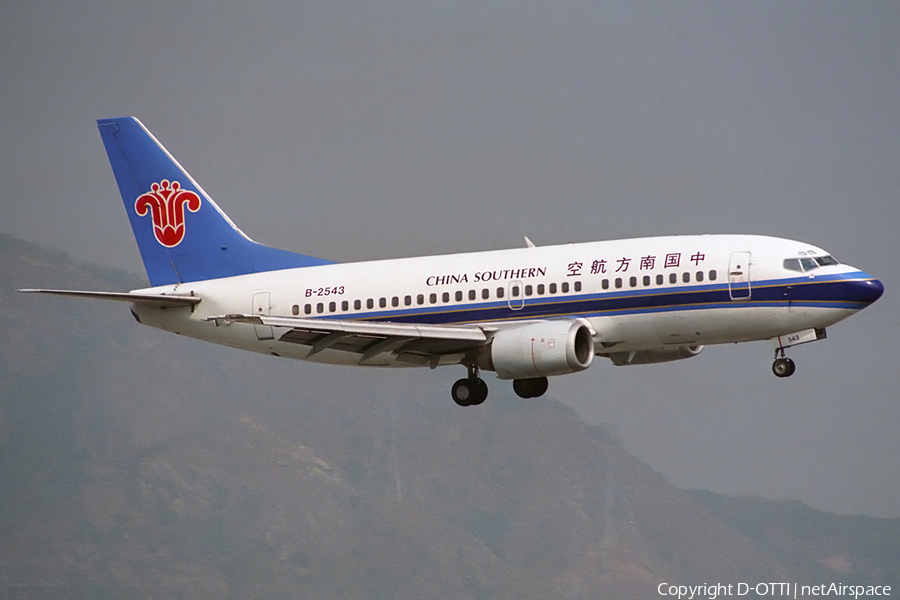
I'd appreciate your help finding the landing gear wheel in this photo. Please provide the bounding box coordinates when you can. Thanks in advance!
[470,378,488,406]
[452,379,473,406]
[452,377,488,407]
[513,379,528,398]
[784,357,796,377]
[513,377,549,399]
[772,357,796,378]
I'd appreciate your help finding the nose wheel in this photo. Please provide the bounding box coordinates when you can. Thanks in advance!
[772,349,796,378]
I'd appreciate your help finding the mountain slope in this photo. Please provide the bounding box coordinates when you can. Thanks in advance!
[2,233,897,599]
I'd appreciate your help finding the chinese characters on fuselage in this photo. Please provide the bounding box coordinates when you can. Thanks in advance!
[573,252,706,277]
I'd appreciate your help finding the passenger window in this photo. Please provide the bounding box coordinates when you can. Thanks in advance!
[497,287,505,298]
[329,301,336,313]
[549,283,558,294]
[417,294,424,305]
[537,284,545,295]
[615,278,622,289]
[525,285,533,296]
[643,275,651,287]
[391,296,399,307]
[656,274,663,285]
[404,295,412,306]
[696,271,704,282]
[469,290,476,301]
[430,293,437,304]
[602,279,609,290]
[708,270,717,281]
[561,282,569,293]
[442,292,450,303]
[341,300,349,311]
[379,298,387,308]
[482,288,489,300]
[316,303,324,314]
[354,299,361,310]
[304,304,312,315]
[292,304,299,316]
[455,291,463,302]
[669,273,677,284]
[682,272,691,283]
[366,298,374,309]
[574,281,582,292]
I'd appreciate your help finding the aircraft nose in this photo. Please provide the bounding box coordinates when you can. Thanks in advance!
[853,276,884,306]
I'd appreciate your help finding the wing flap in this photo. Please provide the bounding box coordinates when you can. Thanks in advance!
[210,314,487,340]
[207,314,489,359]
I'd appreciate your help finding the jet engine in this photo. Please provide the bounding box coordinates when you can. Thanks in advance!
[606,345,703,366]
[478,320,594,380]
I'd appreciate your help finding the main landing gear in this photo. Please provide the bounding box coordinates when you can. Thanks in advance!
[451,366,552,406]
[512,377,548,399]
[772,348,796,378]
[451,363,488,407]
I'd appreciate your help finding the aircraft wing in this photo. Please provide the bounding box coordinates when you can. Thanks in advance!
[17,289,201,308]
[207,314,491,365]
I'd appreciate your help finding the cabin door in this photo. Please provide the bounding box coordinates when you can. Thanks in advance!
[728,252,752,300]
[252,291,275,340]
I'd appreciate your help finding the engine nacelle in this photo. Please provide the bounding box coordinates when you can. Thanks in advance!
[606,345,703,366]
[479,320,595,380]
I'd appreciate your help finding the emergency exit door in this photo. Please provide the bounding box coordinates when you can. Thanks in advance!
[508,281,524,310]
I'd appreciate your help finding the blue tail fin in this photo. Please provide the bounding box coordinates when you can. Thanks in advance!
[97,117,332,286]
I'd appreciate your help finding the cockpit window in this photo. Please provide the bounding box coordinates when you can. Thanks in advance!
[783,258,803,272]
[800,257,819,271]
[814,255,839,267]
[784,255,839,273]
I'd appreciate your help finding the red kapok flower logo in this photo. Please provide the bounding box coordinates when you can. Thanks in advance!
[134,180,202,247]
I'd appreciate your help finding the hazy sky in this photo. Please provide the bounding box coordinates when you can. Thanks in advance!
[3,2,898,517]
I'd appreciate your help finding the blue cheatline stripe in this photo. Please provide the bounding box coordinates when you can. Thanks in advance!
[299,274,876,327]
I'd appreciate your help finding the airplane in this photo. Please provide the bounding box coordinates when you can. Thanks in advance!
[19,117,884,406]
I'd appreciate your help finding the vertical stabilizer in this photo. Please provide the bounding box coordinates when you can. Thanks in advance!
[97,117,332,286]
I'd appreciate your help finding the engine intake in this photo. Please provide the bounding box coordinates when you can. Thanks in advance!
[480,320,594,380]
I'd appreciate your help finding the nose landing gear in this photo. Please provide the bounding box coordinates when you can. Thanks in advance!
[772,348,796,378]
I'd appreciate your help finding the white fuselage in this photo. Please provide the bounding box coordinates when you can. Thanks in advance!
[130,234,877,369]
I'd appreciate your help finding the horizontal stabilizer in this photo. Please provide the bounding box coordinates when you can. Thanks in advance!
[17,288,201,308]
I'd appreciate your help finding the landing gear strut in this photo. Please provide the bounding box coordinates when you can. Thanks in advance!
[772,348,796,378]
[451,362,488,407]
